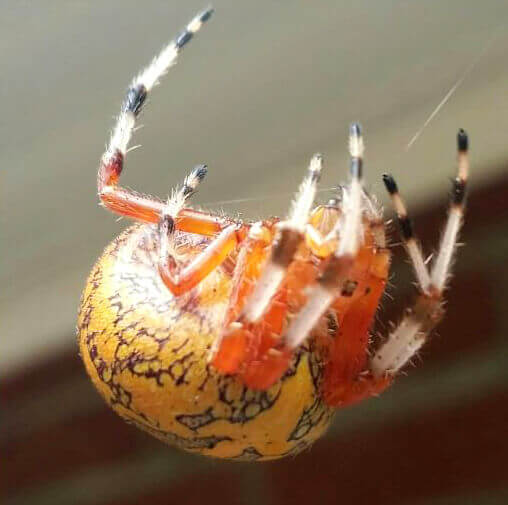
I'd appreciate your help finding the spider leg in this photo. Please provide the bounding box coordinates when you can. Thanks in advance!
[316,187,392,407]
[284,123,366,350]
[322,242,391,407]
[238,123,379,396]
[212,124,390,392]
[210,222,280,376]
[159,222,242,296]
[210,154,324,387]
[157,166,245,296]
[362,189,387,249]
[97,8,230,236]
[214,124,369,390]
[370,129,469,377]
[240,153,323,323]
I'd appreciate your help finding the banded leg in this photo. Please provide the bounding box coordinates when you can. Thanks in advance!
[217,124,369,390]
[97,8,229,236]
[284,123,366,350]
[158,166,245,296]
[240,153,324,323]
[282,126,395,405]
[371,129,469,377]
[211,154,324,388]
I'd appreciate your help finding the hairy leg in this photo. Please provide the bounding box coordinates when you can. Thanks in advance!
[156,166,246,296]
[284,123,366,350]
[371,130,469,377]
[211,154,325,388]
[97,8,231,236]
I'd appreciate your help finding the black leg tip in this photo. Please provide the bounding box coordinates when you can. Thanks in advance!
[457,129,468,152]
[199,7,214,23]
[193,164,208,181]
[382,174,398,195]
[349,122,362,138]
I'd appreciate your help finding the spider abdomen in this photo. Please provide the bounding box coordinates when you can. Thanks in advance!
[78,224,333,460]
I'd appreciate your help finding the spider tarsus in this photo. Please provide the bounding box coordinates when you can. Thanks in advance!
[175,7,215,49]
[381,174,414,239]
[457,128,469,152]
[192,164,208,182]
[182,164,208,197]
[349,122,362,138]
[198,7,215,23]
[382,174,397,195]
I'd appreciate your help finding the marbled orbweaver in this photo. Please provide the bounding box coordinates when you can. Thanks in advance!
[78,8,469,461]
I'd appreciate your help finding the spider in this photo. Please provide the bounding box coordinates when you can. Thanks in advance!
[78,8,469,461]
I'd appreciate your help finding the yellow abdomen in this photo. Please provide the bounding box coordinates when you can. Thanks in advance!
[78,224,333,460]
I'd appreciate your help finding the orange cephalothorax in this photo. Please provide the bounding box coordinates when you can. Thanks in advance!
[78,9,469,460]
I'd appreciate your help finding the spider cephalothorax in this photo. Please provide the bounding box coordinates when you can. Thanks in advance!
[78,9,469,460]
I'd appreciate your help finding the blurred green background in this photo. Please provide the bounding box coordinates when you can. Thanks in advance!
[2,2,508,504]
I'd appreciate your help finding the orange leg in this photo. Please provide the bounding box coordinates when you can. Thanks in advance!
[100,155,244,298]
[211,155,325,387]
[158,215,245,296]
[210,224,285,379]
[210,222,295,390]
[323,247,392,407]
[212,236,329,390]
[96,8,226,238]
[212,218,391,395]
[98,154,231,237]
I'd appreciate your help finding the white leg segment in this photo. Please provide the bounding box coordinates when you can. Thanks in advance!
[285,286,334,349]
[241,154,323,323]
[288,154,323,231]
[371,317,424,377]
[371,129,469,377]
[102,8,214,168]
[431,130,469,291]
[282,123,366,349]
[430,206,462,290]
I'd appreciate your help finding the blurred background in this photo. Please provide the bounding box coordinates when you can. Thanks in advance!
[2,1,508,504]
